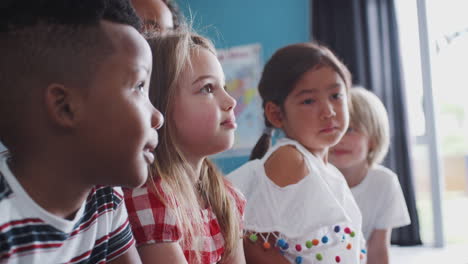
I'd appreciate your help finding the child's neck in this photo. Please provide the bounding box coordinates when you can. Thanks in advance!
[9,152,92,220]
[306,146,329,164]
[338,161,369,188]
[183,154,209,208]
[184,153,205,183]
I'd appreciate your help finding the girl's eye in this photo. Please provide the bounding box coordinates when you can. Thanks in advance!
[301,98,315,105]
[200,84,214,94]
[347,127,355,133]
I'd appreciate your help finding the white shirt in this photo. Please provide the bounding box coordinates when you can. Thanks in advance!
[0,152,134,263]
[228,138,365,264]
[351,165,411,240]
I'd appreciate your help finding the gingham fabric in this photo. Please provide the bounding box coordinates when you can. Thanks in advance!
[124,178,245,264]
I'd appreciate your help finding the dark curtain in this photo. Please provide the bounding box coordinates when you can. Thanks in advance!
[312,0,422,245]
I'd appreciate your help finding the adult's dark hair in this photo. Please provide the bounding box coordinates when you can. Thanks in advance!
[0,0,142,148]
[249,42,352,160]
[162,0,182,29]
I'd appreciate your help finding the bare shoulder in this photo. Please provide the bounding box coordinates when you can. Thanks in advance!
[264,145,309,187]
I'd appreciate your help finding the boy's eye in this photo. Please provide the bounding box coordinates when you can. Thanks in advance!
[136,81,145,92]
[200,84,214,94]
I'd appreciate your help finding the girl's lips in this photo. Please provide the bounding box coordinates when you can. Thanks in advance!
[320,127,337,133]
[221,118,237,129]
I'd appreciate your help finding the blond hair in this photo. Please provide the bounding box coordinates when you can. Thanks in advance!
[349,87,390,165]
[146,28,241,262]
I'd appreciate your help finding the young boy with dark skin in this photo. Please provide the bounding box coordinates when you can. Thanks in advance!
[0,1,163,263]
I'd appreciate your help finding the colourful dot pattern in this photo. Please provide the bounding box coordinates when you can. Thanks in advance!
[246,224,367,263]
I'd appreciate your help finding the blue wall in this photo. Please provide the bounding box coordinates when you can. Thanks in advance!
[176,0,311,173]
[177,0,311,61]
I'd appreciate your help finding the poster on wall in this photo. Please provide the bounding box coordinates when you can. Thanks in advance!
[215,43,264,157]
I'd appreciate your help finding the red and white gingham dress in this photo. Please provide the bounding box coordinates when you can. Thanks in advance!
[124,178,245,264]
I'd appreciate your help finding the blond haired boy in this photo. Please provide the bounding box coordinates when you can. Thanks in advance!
[329,87,410,264]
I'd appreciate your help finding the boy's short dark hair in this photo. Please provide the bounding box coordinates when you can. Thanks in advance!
[0,0,142,148]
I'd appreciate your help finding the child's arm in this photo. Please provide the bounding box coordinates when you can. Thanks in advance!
[264,145,308,187]
[243,235,290,264]
[108,245,142,264]
[223,238,247,264]
[138,243,189,264]
[366,229,390,264]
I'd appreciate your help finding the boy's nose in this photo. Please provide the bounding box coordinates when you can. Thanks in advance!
[151,107,164,130]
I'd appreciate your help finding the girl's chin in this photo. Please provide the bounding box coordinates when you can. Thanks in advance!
[205,141,235,157]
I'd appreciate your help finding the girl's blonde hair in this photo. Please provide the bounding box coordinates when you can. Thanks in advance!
[146,28,241,262]
[349,86,390,165]
[250,42,352,160]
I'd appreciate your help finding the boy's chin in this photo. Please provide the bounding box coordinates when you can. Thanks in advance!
[115,168,149,188]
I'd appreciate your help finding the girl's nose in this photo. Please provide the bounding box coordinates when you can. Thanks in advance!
[222,91,237,111]
[321,101,336,120]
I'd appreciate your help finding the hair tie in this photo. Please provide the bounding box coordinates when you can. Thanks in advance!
[263,127,274,137]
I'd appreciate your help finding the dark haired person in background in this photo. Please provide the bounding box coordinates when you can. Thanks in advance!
[131,0,182,32]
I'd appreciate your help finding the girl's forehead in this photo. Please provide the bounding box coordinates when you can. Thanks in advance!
[296,66,343,86]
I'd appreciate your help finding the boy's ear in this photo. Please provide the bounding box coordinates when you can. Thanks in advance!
[44,84,81,129]
[264,101,283,128]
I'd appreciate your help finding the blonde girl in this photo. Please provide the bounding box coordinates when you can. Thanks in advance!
[228,43,366,263]
[124,29,246,264]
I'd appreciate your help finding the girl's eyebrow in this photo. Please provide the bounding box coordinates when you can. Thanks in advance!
[327,83,343,90]
[294,89,317,97]
[191,75,215,85]
[191,75,225,85]
[294,83,343,97]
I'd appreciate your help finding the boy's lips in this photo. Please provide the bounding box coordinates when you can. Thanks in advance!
[143,150,155,164]
[143,138,158,164]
